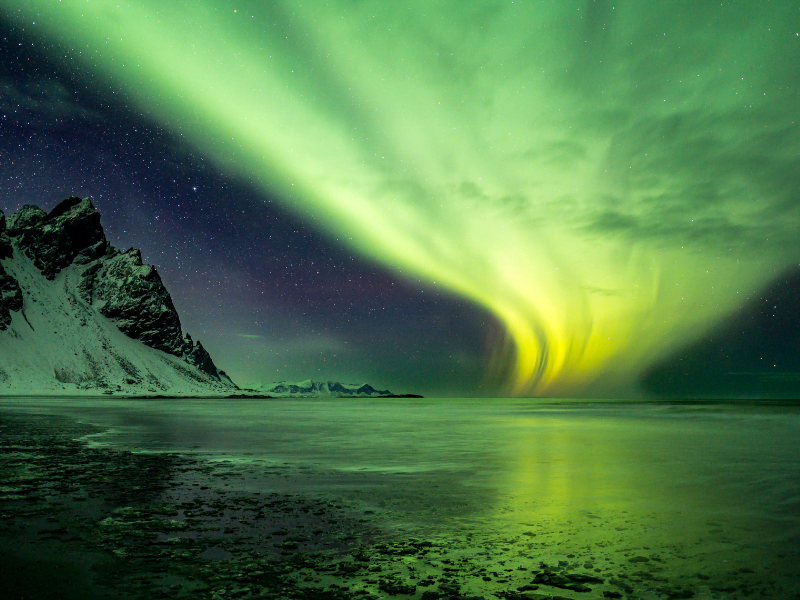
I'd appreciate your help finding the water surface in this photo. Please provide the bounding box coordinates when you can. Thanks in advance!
[2,397,799,598]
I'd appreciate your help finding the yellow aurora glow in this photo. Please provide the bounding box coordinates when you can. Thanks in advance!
[5,1,800,394]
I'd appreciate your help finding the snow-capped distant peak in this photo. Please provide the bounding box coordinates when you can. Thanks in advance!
[243,379,393,397]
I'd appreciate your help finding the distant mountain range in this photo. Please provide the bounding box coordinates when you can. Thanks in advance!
[0,197,235,395]
[243,379,421,398]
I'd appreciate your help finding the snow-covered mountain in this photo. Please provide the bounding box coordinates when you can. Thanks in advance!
[0,197,236,396]
[244,379,395,397]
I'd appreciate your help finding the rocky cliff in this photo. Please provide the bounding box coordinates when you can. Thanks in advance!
[0,210,24,329]
[0,197,235,395]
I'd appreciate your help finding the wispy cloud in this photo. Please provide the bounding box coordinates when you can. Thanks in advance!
[0,78,96,122]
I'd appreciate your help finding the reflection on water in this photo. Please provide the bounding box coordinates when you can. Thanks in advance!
[2,397,799,597]
[493,406,800,587]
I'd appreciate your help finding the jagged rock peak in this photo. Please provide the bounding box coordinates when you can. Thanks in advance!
[0,197,235,390]
[2,198,183,355]
[92,247,185,356]
[182,334,235,386]
[0,209,13,260]
[0,263,23,330]
[6,204,46,235]
[7,197,107,280]
[0,209,22,329]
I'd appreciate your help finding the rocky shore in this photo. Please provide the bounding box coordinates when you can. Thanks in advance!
[0,410,787,600]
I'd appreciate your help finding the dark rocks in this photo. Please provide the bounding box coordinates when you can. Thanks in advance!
[0,263,23,330]
[499,590,541,600]
[661,586,696,599]
[0,209,13,260]
[6,204,46,238]
[1,198,234,386]
[564,573,604,584]
[73,239,110,266]
[608,578,633,594]
[93,248,184,355]
[421,593,487,600]
[77,262,103,304]
[378,580,416,595]
[182,333,233,384]
[8,198,106,280]
[531,572,593,592]
[437,581,463,596]
[0,216,23,331]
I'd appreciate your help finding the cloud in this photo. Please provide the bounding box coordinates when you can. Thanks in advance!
[0,78,96,123]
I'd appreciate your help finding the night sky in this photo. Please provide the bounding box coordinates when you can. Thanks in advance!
[2,2,800,398]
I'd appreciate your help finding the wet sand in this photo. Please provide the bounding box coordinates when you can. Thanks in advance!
[1,406,799,599]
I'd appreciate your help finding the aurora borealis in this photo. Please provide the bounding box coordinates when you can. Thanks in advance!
[2,2,800,396]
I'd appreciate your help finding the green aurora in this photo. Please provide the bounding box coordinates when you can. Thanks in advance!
[4,1,800,395]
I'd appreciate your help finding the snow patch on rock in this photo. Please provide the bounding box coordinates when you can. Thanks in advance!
[0,198,236,396]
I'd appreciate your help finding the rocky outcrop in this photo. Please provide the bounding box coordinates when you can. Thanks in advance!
[92,248,184,355]
[0,263,23,330]
[0,209,13,260]
[182,334,235,385]
[0,209,23,330]
[0,197,232,386]
[6,204,46,240]
[7,198,107,279]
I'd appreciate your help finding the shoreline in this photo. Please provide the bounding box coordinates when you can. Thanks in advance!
[0,393,424,400]
[0,410,388,599]
[1,405,793,600]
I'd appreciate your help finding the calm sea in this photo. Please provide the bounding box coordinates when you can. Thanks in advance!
[2,397,799,596]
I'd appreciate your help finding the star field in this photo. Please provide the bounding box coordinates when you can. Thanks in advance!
[2,2,800,397]
[0,28,491,397]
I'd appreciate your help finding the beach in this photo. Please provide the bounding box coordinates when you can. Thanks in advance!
[1,398,799,599]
